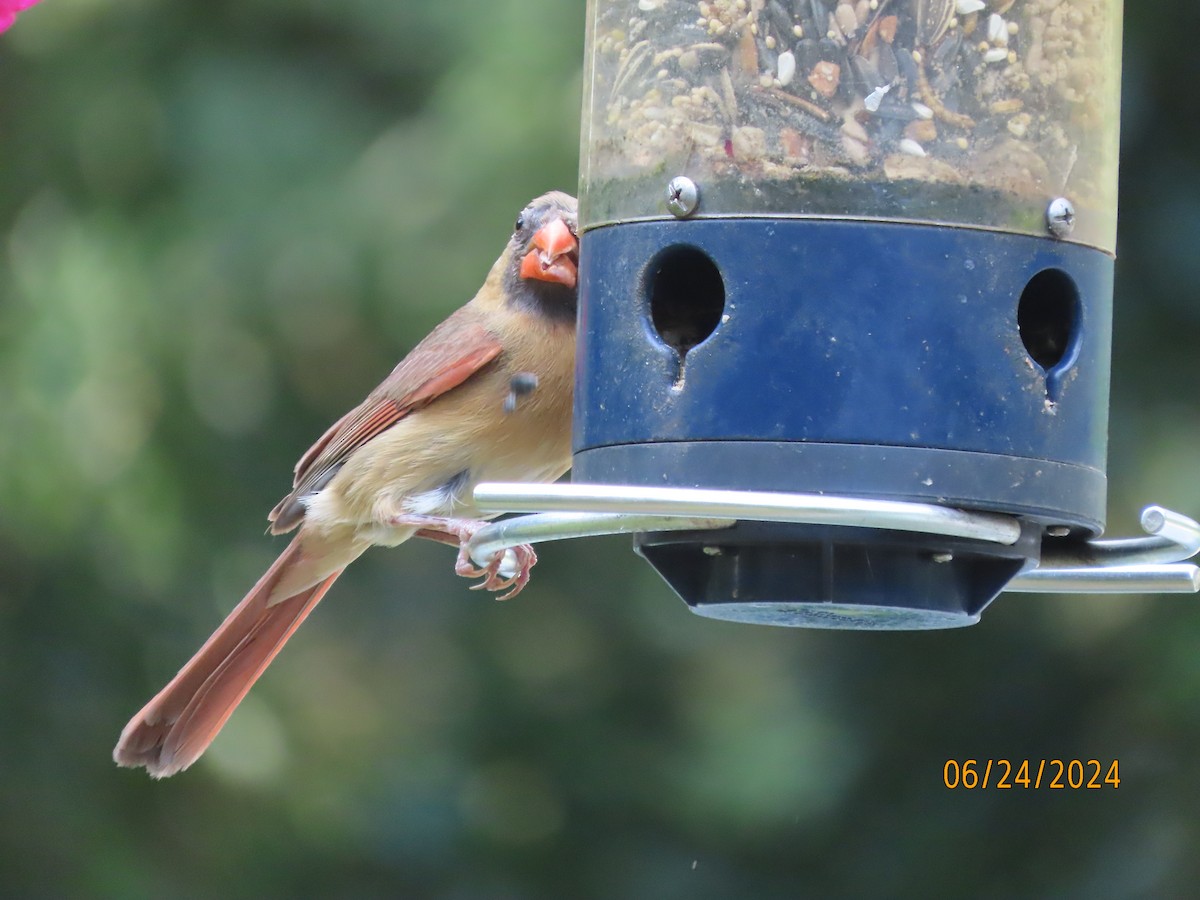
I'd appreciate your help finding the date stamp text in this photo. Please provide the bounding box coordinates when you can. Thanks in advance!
[943,759,1120,789]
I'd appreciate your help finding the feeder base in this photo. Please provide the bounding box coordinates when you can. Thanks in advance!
[635,521,1042,630]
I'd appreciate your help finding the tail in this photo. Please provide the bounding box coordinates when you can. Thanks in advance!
[114,535,358,778]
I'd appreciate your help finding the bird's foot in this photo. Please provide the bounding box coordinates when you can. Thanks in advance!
[457,541,537,600]
[403,515,537,600]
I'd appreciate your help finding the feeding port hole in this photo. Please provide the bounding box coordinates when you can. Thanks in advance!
[1018,267,1080,372]
[645,245,725,357]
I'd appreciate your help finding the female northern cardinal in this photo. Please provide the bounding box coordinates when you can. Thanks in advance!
[115,191,579,778]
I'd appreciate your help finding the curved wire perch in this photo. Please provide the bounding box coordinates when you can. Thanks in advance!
[1007,505,1200,593]
[1034,505,1200,569]
[468,484,1200,596]
[472,483,1023,545]
[1141,505,1200,558]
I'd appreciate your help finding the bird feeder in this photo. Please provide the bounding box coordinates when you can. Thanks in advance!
[467,0,1200,628]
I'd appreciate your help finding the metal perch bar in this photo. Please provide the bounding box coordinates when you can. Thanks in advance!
[467,512,735,566]
[468,484,1200,595]
[473,483,1023,545]
[1006,564,1200,594]
[1007,504,1200,593]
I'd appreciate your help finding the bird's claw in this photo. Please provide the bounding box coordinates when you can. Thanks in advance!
[407,517,539,599]
[454,542,537,600]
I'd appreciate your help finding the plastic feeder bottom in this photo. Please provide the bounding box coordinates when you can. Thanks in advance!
[636,522,1042,630]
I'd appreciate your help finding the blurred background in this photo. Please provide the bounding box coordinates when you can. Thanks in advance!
[1,0,1198,896]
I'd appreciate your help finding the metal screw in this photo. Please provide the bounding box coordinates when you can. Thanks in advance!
[1046,197,1075,238]
[666,176,699,217]
[1046,525,1071,537]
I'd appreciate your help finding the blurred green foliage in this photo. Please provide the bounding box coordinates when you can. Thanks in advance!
[1,0,1199,897]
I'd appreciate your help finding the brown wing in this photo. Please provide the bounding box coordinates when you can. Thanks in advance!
[268,309,503,533]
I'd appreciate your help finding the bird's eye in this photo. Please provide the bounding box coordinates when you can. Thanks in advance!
[514,214,525,233]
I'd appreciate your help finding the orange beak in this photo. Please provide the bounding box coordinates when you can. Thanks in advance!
[519,217,578,288]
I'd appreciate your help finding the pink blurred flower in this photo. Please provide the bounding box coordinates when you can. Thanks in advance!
[0,0,41,34]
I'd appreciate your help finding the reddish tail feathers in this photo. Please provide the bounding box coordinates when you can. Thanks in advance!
[114,537,342,778]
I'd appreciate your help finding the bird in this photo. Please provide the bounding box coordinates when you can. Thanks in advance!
[114,191,579,778]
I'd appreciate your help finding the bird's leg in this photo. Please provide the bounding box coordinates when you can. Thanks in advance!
[412,525,494,579]
[392,514,537,600]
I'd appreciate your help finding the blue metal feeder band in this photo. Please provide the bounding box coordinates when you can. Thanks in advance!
[573,219,1112,533]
